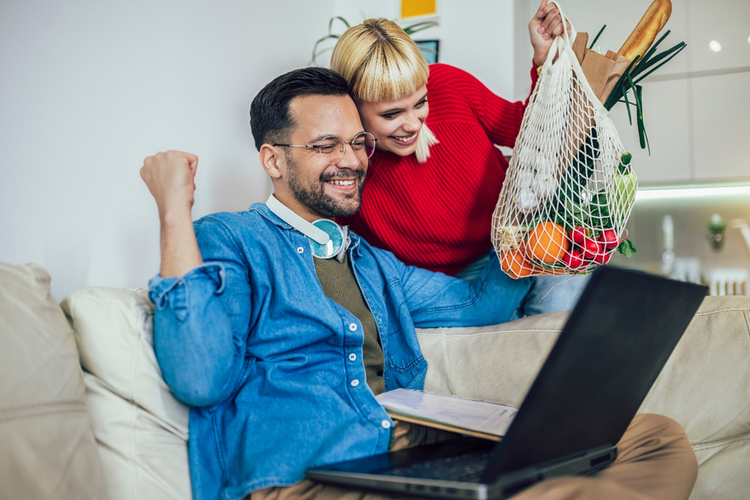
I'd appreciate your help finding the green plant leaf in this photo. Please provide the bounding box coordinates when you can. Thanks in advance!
[312,15,438,66]
[311,34,341,64]
[328,16,350,32]
[617,238,637,257]
[311,16,352,65]
[403,21,439,35]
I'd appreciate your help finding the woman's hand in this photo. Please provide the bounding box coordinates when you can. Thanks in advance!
[529,0,569,67]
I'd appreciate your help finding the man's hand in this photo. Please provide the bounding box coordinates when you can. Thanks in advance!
[529,0,569,67]
[141,150,203,278]
[140,150,199,218]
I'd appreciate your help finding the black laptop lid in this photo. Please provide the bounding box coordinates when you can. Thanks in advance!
[482,266,707,482]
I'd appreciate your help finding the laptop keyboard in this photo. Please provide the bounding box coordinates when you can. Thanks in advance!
[381,450,493,483]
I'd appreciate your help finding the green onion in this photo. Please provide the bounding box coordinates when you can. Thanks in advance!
[600,29,686,150]
[590,25,607,49]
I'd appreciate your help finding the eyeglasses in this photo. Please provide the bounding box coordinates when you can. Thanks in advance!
[273,132,377,164]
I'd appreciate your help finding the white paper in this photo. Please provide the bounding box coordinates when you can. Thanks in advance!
[376,388,517,437]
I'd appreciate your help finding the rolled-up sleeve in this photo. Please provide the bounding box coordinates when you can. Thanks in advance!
[147,217,252,408]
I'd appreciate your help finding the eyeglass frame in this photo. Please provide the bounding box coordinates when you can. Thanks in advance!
[273,131,377,165]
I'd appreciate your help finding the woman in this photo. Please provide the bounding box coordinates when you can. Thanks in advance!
[332,1,588,317]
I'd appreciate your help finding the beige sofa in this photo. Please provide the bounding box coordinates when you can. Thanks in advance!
[2,261,749,500]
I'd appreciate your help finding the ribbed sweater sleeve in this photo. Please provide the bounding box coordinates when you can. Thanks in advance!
[345,63,538,276]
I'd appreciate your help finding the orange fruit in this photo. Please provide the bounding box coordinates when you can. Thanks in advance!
[500,249,539,279]
[526,222,569,264]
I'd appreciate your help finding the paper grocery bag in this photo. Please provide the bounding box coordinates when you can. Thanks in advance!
[572,33,631,105]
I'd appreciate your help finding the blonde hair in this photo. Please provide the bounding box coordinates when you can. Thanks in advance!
[331,18,438,163]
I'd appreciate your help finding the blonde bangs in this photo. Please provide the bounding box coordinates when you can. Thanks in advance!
[331,18,429,103]
[352,43,428,102]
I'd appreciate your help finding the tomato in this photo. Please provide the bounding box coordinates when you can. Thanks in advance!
[562,249,585,270]
[598,229,619,250]
[570,226,587,246]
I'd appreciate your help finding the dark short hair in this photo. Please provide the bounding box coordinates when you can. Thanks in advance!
[249,67,351,151]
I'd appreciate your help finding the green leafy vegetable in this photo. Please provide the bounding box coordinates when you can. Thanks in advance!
[617,239,637,257]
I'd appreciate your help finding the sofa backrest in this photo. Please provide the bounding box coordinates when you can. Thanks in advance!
[0,262,109,500]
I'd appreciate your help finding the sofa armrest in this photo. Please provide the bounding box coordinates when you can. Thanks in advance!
[0,263,108,500]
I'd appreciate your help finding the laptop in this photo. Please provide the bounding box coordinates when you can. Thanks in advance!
[307,266,708,499]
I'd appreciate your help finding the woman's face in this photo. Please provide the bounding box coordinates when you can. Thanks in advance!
[356,86,429,157]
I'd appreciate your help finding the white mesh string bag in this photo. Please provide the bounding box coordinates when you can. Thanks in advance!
[491,2,637,279]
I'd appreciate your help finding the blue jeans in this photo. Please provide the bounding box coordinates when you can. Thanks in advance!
[454,251,591,319]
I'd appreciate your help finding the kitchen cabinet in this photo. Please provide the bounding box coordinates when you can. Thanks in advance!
[687,0,750,73]
[616,70,750,184]
[512,0,750,185]
[609,78,692,184]
[692,71,750,181]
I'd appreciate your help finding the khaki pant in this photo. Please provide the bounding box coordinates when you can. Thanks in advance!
[250,414,698,500]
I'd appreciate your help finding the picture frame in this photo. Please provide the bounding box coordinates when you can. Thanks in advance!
[415,39,440,64]
[400,0,441,21]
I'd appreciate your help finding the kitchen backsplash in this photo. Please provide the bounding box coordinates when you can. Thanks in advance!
[610,189,750,292]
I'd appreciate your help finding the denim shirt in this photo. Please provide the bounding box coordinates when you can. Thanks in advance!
[148,203,530,500]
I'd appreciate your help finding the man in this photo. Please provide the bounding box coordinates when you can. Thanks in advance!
[140,67,697,500]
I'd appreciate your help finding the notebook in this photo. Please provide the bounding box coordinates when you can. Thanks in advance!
[306,266,708,499]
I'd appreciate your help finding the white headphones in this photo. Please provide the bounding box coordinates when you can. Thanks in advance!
[266,195,350,261]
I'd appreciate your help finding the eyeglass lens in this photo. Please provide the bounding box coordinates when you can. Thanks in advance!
[318,133,376,164]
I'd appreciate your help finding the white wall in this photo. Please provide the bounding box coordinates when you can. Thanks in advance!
[0,0,336,300]
[1,0,522,301]
[324,0,517,97]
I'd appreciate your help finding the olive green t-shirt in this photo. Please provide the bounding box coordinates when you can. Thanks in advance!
[313,254,385,395]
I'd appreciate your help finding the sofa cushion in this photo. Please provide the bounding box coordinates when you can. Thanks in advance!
[61,286,191,500]
[0,262,108,500]
[418,310,569,408]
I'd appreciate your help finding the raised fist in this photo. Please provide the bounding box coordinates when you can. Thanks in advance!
[140,150,199,214]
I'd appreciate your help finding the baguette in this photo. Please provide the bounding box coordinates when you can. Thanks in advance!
[617,0,672,62]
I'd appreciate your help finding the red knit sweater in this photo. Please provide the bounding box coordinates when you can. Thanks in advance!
[342,63,538,276]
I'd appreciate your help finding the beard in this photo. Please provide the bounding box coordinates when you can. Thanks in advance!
[286,155,366,218]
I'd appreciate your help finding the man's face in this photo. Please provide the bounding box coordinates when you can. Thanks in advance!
[280,94,368,221]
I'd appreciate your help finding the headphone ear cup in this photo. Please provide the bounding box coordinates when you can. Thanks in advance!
[310,219,346,259]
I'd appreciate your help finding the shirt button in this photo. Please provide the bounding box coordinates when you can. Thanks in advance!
[297,247,305,254]
[381,420,392,429]
[349,353,357,361]
[349,323,358,332]
[350,379,360,387]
